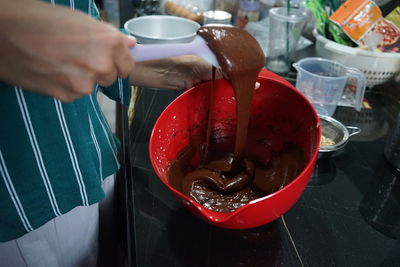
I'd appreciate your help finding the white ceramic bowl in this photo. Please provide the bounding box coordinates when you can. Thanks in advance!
[124,15,200,44]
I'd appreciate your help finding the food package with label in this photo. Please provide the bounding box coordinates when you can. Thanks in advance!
[305,0,354,46]
[329,0,400,52]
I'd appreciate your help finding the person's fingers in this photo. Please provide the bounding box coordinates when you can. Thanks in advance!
[36,85,82,102]
[55,90,82,102]
[96,66,118,86]
[88,46,118,86]
[27,66,95,100]
[124,35,137,47]
[73,75,96,96]
[63,66,96,95]
[114,43,135,78]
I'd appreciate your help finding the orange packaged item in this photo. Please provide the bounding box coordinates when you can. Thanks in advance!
[330,0,400,52]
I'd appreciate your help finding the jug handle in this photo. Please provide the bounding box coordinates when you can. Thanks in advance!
[346,126,361,137]
[346,67,367,112]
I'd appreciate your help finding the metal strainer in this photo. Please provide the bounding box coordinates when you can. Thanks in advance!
[319,115,360,157]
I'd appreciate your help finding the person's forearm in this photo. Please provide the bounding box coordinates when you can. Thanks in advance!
[130,56,218,90]
[129,58,185,90]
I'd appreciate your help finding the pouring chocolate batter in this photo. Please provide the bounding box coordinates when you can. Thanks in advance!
[168,25,305,213]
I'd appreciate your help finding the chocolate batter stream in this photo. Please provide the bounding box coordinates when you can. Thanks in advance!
[168,26,305,212]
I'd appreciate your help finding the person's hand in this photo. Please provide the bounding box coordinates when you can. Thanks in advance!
[130,56,223,90]
[0,0,136,102]
[130,56,262,91]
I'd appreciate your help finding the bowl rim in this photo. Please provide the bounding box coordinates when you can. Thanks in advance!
[124,15,201,41]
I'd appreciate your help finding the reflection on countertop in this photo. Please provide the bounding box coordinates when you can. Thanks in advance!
[360,161,400,240]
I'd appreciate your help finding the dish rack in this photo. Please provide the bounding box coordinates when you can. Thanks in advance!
[313,29,400,88]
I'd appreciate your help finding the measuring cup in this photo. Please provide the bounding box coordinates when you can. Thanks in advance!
[293,57,366,116]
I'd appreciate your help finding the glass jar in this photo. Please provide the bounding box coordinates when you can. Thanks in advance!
[236,0,260,28]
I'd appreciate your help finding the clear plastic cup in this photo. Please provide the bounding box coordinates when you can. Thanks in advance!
[293,57,366,116]
[203,10,232,25]
[265,7,307,74]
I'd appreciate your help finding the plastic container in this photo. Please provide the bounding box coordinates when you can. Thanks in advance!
[149,69,321,229]
[293,57,366,116]
[313,29,400,88]
[203,10,232,25]
[236,0,260,28]
[265,7,307,74]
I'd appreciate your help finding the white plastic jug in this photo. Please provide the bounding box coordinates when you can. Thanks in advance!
[293,57,366,116]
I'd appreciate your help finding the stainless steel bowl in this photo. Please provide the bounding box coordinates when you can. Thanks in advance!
[124,15,200,44]
[318,115,360,158]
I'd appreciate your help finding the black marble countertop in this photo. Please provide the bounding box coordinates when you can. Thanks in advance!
[124,72,400,266]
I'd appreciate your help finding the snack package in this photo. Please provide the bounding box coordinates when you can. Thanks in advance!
[306,0,354,45]
[329,0,400,52]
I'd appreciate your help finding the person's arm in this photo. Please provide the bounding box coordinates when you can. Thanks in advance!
[99,55,221,106]
[129,56,222,90]
[0,0,136,102]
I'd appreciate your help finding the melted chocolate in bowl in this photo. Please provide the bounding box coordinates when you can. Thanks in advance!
[167,25,305,213]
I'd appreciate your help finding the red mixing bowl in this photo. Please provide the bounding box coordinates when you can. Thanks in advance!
[149,69,321,229]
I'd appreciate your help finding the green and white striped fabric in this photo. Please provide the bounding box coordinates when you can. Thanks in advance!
[0,0,131,242]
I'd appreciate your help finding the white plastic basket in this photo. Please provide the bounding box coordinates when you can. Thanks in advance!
[313,29,400,88]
